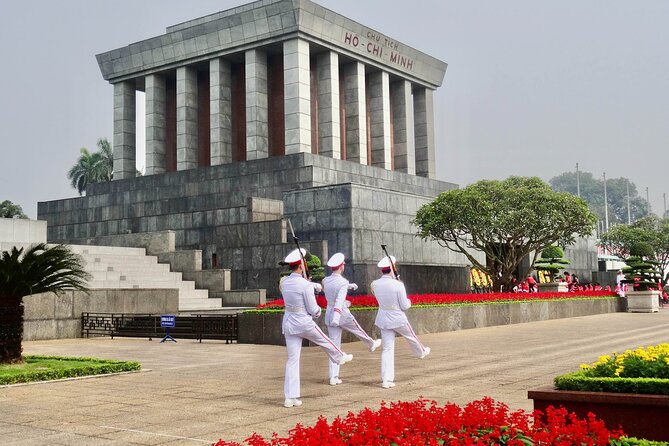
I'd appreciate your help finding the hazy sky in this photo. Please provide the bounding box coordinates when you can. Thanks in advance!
[1,1,667,218]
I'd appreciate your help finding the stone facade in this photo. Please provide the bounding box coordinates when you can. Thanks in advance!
[39,153,480,296]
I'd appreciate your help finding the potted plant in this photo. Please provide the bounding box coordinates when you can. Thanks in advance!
[624,242,662,313]
[529,343,669,441]
[535,246,570,292]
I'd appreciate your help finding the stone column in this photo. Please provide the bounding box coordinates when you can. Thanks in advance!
[112,81,136,180]
[245,49,268,160]
[367,71,392,170]
[391,80,416,175]
[284,39,311,154]
[210,58,232,165]
[176,66,198,171]
[342,62,367,165]
[145,74,166,175]
[414,87,436,178]
[316,51,340,159]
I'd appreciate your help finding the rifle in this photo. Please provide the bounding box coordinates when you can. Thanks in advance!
[380,244,400,280]
[287,218,310,280]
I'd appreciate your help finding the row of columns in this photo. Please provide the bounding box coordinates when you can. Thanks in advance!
[113,38,436,180]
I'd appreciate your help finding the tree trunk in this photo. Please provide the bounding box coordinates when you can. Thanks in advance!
[0,295,24,364]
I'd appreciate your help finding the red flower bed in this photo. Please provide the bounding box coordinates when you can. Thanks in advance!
[255,290,616,310]
[212,397,623,445]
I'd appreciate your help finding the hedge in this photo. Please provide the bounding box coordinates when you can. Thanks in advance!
[554,371,669,395]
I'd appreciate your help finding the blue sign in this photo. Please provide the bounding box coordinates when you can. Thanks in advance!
[161,315,176,328]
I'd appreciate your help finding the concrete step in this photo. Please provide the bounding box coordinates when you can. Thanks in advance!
[79,254,160,265]
[84,262,171,273]
[67,244,147,256]
[179,297,223,310]
[87,270,184,283]
[87,279,196,291]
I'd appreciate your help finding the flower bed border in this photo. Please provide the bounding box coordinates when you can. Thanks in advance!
[529,386,669,441]
[238,296,621,345]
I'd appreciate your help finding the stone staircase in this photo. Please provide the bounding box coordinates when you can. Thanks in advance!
[66,244,223,311]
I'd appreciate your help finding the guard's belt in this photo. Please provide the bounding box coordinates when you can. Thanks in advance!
[285,305,307,314]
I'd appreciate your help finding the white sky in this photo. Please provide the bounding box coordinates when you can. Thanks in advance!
[0,0,667,218]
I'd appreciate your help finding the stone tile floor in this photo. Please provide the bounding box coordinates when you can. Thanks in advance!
[3,310,669,445]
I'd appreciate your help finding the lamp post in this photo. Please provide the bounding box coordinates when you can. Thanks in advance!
[603,172,609,232]
[626,179,631,224]
[646,187,650,216]
[576,163,581,197]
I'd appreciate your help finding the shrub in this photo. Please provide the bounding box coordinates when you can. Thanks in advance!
[555,344,669,394]
[212,397,623,446]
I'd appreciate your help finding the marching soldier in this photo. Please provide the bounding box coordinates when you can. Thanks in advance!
[371,255,430,389]
[323,252,381,386]
[280,248,353,408]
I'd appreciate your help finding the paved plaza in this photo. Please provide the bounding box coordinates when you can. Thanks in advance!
[3,310,669,445]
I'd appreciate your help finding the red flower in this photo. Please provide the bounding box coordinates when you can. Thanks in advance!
[211,398,623,445]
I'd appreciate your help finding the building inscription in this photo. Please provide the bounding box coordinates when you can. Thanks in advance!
[343,31,414,71]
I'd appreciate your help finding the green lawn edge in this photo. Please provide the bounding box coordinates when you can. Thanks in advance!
[246,296,617,314]
[554,371,669,395]
[0,355,141,385]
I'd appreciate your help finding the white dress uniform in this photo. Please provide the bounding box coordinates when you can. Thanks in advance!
[323,253,380,384]
[281,249,352,407]
[371,256,430,388]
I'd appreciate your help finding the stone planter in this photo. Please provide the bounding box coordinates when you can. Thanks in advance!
[627,290,660,313]
[528,386,669,441]
[537,282,568,293]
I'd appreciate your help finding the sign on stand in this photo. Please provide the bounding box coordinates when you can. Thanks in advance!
[160,315,177,343]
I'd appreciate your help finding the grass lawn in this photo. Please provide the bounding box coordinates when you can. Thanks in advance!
[0,355,141,385]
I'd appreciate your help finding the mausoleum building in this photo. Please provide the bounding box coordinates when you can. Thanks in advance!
[39,0,479,301]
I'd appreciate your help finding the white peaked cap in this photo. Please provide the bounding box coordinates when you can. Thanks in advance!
[327,252,346,268]
[377,255,396,269]
[285,248,307,265]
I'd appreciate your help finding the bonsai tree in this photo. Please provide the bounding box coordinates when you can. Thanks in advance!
[534,246,570,283]
[278,253,325,283]
[622,242,662,292]
[0,244,90,363]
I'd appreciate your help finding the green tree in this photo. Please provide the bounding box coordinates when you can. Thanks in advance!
[413,176,597,291]
[549,171,649,224]
[67,138,113,195]
[0,244,90,363]
[599,216,669,286]
[0,200,28,219]
[534,246,570,282]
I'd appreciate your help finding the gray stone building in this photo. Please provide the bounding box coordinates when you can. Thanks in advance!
[38,0,480,298]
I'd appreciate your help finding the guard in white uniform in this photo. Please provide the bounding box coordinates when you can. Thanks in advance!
[281,248,353,408]
[371,255,430,389]
[323,253,381,386]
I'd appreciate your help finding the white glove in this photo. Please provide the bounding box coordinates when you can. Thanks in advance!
[312,283,323,293]
[331,311,341,327]
[345,300,351,308]
[348,283,358,291]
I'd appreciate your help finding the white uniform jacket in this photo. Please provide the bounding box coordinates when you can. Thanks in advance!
[371,275,411,329]
[281,272,322,335]
[323,274,352,326]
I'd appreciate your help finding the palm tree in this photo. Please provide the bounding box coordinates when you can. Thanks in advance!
[67,138,114,195]
[0,244,90,363]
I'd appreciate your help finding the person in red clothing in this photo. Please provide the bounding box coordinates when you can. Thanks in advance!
[526,275,537,292]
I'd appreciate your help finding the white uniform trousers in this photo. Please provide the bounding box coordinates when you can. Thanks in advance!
[284,325,346,398]
[380,323,427,383]
[327,318,376,379]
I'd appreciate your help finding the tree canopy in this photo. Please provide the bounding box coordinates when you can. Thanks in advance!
[413,176,597,291]
[600,216,669,285]
[549,171,650,225]
[67,138,113,195]
[0,200,28,219]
